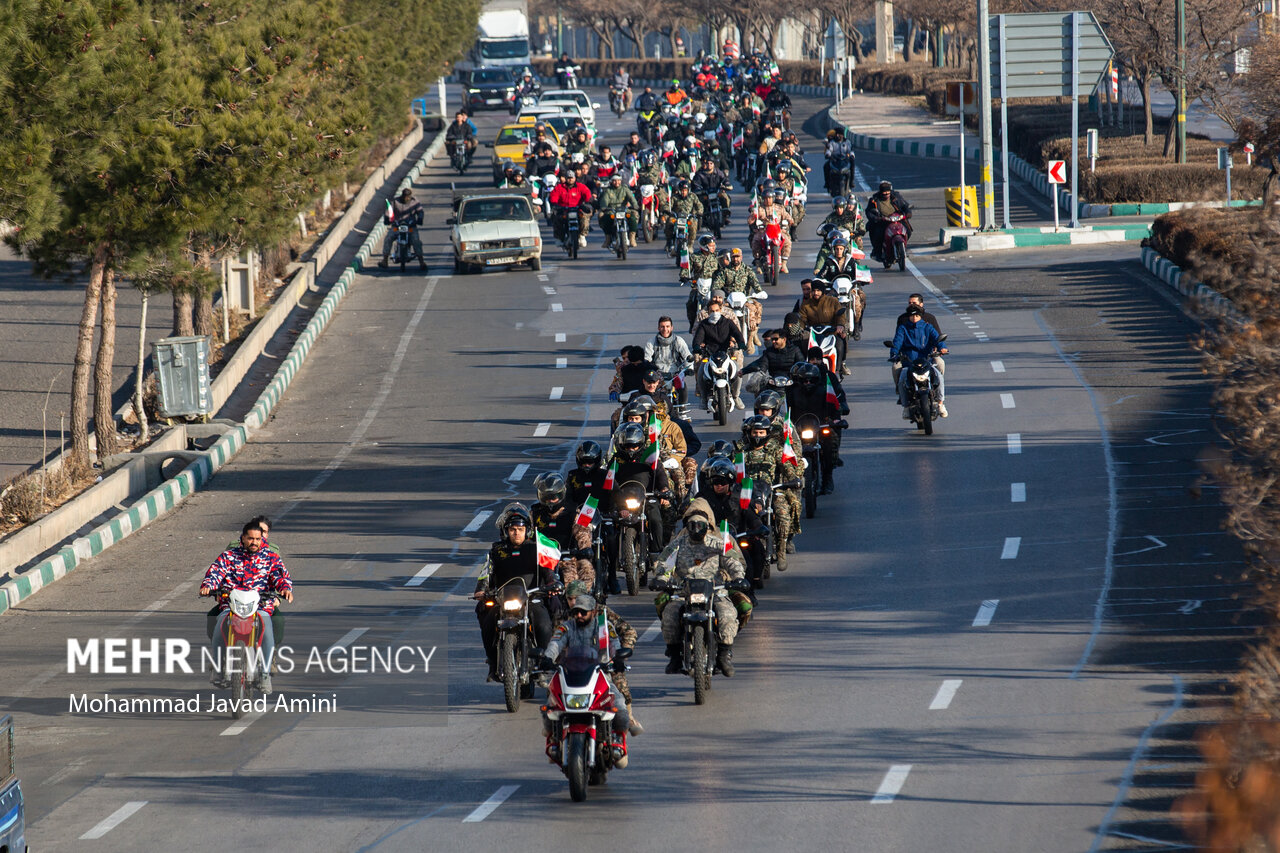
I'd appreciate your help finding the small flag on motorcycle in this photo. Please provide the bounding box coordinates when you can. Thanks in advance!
[535,529,561,571]
[739,477,754,509]
[575,495,599,527]
[733,451,745,484]
[678,242,691,272]
[597,608,609,657]
[781,416,800,464]
[603,459,618,491]
[644,435,661,470]
[646,411,660,447]
[720,519,733,555]
[385,199,394,222]
[826,375,839,408]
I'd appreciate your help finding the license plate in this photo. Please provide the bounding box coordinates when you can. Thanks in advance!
[485,99,502,105]
[486,256,517,265]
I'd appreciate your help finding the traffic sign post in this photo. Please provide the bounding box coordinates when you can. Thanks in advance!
[1218,147,1233,205]
[1244,142,1255,166]
[1047,160,1067,231]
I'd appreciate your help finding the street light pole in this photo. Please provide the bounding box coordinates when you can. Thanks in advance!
[976,0,996,228]
[556,5,563,57]
[1176,0,1186,163]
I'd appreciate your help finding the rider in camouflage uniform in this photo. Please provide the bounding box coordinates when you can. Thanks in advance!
[564,580,640,729]
[733,417,802,570]
[662,180,704,254]
[712,248,764,353]
[684,233,721,329]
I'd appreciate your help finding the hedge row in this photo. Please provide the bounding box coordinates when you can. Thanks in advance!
[1148,207,1259,273]
[1081,164,1265,204]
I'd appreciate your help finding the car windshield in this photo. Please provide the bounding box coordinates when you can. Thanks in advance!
[459,199,532,224]
[495,127,531,145]
[480,39,528,59]
[544,118,577,137]
[470,70,511,85]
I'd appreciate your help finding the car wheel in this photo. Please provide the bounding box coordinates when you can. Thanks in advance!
[529,255,542,271]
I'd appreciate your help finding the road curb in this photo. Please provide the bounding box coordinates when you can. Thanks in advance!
[1139,246,1238,320]
[0,133,448,617]
[951,223,1151,251]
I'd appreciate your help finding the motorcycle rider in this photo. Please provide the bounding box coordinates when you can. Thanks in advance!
[798,277,849,375]
[752,387,788,441]
[622,131,645,160]
[698,457,769,591]
[445,110,477,167]
[514,68,540,107]
[644,315,694,405]
[654,397,697,500]
[562,580,642,733]
[662,179,704,256]
[548,169,593,248]
[540,593,641,737]
[806,345,849,415]
[609,422,672,554]
[554,52,580,88]
[201,520,294,691]
[526,126,561,177]
[653,498,748,676]
[635,85,660,113]
[741,327,804,397]
[894,293,945,382]
[634,148,669,212]
[748,188,794,274]
[377,187,428,270]
[712,248,764,353]
[610,66,633,109]
[823,127,856,196]
[684,232,720,326]
[597,171,639,250]
[734,415,803,568]
[814,238,867,341]
[532,473,594,587]
[787,362,847,494]
[866,180,913,263]
[665,79,689,107]
[474,503,558,681]
[889,305,949,418]
[774,159,806,231]
[818,196,867,249]
[568,441,610,518]
[692,290,747,410]
[691,157,733,224]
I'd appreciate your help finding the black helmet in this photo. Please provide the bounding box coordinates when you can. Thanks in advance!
[676,179,691,192]
[707,439,735,460]
[534,472,567,505]
[754,389,783,415]
[742,414,773,447]
[833,195,847,208]
[621,395,654,422]
[698,232,716,251]
[613,422,646,460]
[760,179,777,194]
[576,440,603,468]
[791,362,822,386]
[495,501,532,534]
[705,457,737,486]
[719,248,734,264]
[878,180,893,192]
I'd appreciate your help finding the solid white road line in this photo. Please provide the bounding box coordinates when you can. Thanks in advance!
[328,628,369,652]
[556,357,567,368]
[533,422,551,437]
[640,620,661,643]
[1001,537,1021,559]
[219,711,266,737]
[555,333,566,342]
[463,510,493,533]
[973,600,1000,627]
[870,766,913,803]
[929,679,963,710]
[550,302,563,312]
[1000,393,1016,408]
[463,785,520,822]
[508,464,529,482]
[405,564,442,587]
[549,387,564,400]
[1011,482,1026,502]
[80,801,147,839]
[991,360,1006,373]
[1007,433,1022,454]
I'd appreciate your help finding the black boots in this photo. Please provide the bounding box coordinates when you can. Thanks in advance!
[665,643,682,674]
[716,644,735,677]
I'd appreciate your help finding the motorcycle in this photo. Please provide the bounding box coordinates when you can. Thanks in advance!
[831,274,869,340]
[542,648,633,801]
[602,208,632,260]
[881,212,909,271]
[450,143,468,175]
[885,336,948,435]
[698,348,739,426]
[669,213,698,263]
[214,587,277,719]
[793,413,830,518]
[659,573,751,705]
[539,174,560,225]
[556,63,581,89]
[825,151,853,198]
[770,105,790,130]
[756,221,785,287]
[557,204,588,260]
[484,577,554,712]
[611,480,654,596]
[511,92,538,115]
[609,86,628,118]
[699,190,731,239]
[638,185,660,243]
[734,487,774,587]
[726,290,765,347]
[388,223,421,274]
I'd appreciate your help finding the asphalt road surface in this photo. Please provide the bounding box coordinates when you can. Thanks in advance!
[0,89,1244,852]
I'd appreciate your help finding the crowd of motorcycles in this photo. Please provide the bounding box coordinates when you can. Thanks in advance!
[469,52,951,802]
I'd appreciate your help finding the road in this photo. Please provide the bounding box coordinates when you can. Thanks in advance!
[0,90,1245,852]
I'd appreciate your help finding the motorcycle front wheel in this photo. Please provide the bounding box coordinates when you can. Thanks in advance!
[769,250,780,287]
[715,385,729,426]
[692,628,710,705]
[896,241,907,272]
[500,633,521,712]
[230,670,248,719]
[620,527,639,596]
[567,732,590,802]
[919,395,934,436]
[804,462,818,518]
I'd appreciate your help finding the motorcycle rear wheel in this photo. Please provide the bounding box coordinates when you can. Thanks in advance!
[692,629,710,706]
[567,732,590,802]
[500,633,520,713]
[617,236,627,261]
[621,528,639,597]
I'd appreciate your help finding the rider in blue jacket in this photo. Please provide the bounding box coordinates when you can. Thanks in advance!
[889,306,948,417]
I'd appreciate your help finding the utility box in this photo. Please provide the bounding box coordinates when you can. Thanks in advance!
[154,336,212,419]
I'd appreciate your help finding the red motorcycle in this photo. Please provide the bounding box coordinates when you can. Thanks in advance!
[216,587,277,719]
[882,213,909,271]
[543,650,633,802]
[756,221,785,287]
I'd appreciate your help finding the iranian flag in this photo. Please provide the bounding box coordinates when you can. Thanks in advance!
[733,451,745,484]
[603,459,618,491]
[781,415,800,464]
[732,126,744,151]
[384,199,394,222]
[535,529,561,570]
[807,327,819,351]
[574,495,599,527]
[597,607,609,657]
[826,374,840,408]
[739,476,754,509]
[678,242,691,272]
[720,519,733,555]
[647,411,661,447]
[644,434,661,469]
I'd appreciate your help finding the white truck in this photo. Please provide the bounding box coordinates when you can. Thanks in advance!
[458,0,531,71]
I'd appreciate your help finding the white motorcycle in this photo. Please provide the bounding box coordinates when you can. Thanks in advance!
[698,348,740,426]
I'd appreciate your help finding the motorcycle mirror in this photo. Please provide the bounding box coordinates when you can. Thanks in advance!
[446,217,456,225]
[938,334,948,342]
[882,340,892,347]
[615,646,634,660]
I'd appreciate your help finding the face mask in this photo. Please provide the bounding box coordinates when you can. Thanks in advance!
[707,310,721,322]
[687,521,709,540]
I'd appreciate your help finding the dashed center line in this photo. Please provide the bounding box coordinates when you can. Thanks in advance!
[405,563,442,587]
[508,464,529,482]
[80,801,147,839]
[537,273,549,281]
[640,620,662,642]
[991,360,1006,373]
[1000,393,1016,409]
[541,285,556,295]
[220,711,266,737]
[549,387,564,400]
[556,357,567,368]
[462,510,493,534]
[973,600,1000,627]
[550,302,563,312]
[1007,433,1022,454]
[929,679,963,710]
[533,422,551,437]
[555,333,566,342]
[463,785,520,822]
[1002,537,1021,559]
[1011,482,1026,503]
[329,628,369,652]
[871,765,913,803]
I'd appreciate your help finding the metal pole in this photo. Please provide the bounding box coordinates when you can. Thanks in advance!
[998,15,1011,230]
[1176,0,1186,163]
[437,77,446,118]
[959,114,966,195]
[977,0,996,228]
[1226,158,1232,204]
[1069,12,1080,229]
[556,6,563,56]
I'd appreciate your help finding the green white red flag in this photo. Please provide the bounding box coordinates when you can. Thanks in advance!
[597,607,609,657]
[574,495,599,527]
[535,529,561,570]
[781,415,800,464]
[603,459,618,490]
[826,374,839,407]
[720,519,733,555]
[733,451,745,484]
[739,477,754,509]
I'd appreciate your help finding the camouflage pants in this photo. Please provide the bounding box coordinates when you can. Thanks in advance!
[774,489,801,539]
[661,595,739,645]
[557,524,595,586]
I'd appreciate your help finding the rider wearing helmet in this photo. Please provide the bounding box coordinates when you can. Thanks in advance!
[814,237,867,341]
[568,440,609,510]
[474,502,558,681]
[787,362,846,495]
[665,78,688,106]
[698,457,769,590]
[691,156,733,223]
[866,180,913,262]
[819,195,867,249]
[663,179,704,255]
[749,185,794,275]
[609,422,672,554]
[733,414,803,570]
[532,473,593,586]
[598,170,639,250]
[742,326,804,398]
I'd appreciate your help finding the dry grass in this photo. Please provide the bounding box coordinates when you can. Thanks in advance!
[0,456,96,530]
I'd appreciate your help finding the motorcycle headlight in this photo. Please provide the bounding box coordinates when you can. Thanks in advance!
[912,372,930,382]
[624,498,642,510]
[688,592,708,604]
[502,599,522,611]
[801,429,815,440]
[565,694,591,710]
